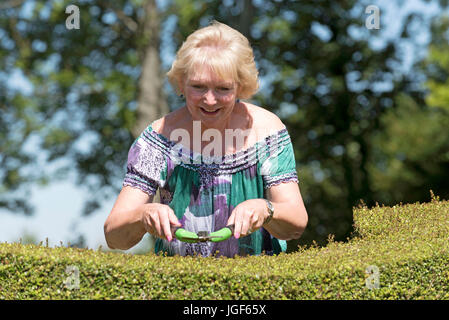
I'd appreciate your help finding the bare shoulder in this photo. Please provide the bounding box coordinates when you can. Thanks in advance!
[245,103,286,137]
[150,107,187,137]
[148,113,165,134]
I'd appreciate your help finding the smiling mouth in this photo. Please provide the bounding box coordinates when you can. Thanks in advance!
[200,107,220,115]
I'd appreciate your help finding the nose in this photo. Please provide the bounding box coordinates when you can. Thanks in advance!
[203,89,217,105]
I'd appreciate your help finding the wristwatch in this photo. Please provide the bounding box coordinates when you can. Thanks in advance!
[263,199,274,225]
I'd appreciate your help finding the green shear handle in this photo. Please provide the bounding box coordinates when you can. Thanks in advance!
[171,224,235,243]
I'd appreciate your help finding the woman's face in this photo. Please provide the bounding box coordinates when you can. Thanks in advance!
[182,66,239,129]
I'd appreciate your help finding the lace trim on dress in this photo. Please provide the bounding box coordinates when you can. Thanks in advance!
[264,172,299,189]
[123,167,159,195]
[142,122,293,173]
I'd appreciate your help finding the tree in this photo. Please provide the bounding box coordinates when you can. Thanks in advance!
[368,13,449,205]
[368,93,449,205]
[0,0,168,217]
[425,14,449,114]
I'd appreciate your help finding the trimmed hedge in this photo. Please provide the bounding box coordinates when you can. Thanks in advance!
[1,195,448,299]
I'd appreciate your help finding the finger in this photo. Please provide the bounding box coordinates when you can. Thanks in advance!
[251,213,260,231]
[227,211,236,227]
[240,212,251,237]
[159,210,173,242]
[142,214,155,235]
[168,208,182,227]
[149,211,162,238]
[168,209,182,241]
[234,210,243,239]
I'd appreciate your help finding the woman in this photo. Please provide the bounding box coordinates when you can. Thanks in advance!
[104,21,308,257]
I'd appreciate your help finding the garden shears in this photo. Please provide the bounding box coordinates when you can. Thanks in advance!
[171,224,235,243]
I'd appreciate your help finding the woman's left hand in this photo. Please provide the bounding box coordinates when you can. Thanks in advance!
[227,199,268,239]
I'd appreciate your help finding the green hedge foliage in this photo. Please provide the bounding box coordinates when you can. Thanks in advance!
[1,195,448,299]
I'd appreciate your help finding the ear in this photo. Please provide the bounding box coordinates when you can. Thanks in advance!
[235,83,242,99]
[177,77,186,96]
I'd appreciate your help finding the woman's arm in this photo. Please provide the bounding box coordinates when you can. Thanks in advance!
[227,182,308,241]
[263,181,308,240]
[103,186,152,250]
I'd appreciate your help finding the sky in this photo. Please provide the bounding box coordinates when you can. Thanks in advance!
[0,0,443,254]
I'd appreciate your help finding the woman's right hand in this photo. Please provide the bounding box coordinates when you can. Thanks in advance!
[140,203,181,242]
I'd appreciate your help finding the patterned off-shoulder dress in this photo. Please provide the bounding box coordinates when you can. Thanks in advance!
[123,121,299,257]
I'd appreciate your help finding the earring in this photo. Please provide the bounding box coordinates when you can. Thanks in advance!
[180,94,184,99]
[236,98,240,103]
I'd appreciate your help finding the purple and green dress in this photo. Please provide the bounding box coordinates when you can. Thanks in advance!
[123,121,299,257]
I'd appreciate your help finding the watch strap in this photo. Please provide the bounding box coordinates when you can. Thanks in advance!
[263,199,274,225]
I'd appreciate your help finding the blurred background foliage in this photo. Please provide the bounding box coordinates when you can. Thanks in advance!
[1,0,448,250]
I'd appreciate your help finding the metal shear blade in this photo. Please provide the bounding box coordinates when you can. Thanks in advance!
[185,231,222,242]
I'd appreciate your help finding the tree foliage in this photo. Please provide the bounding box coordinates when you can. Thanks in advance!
[1,0,166,216]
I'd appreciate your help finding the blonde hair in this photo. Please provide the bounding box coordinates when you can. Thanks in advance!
[166,21,259,99]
